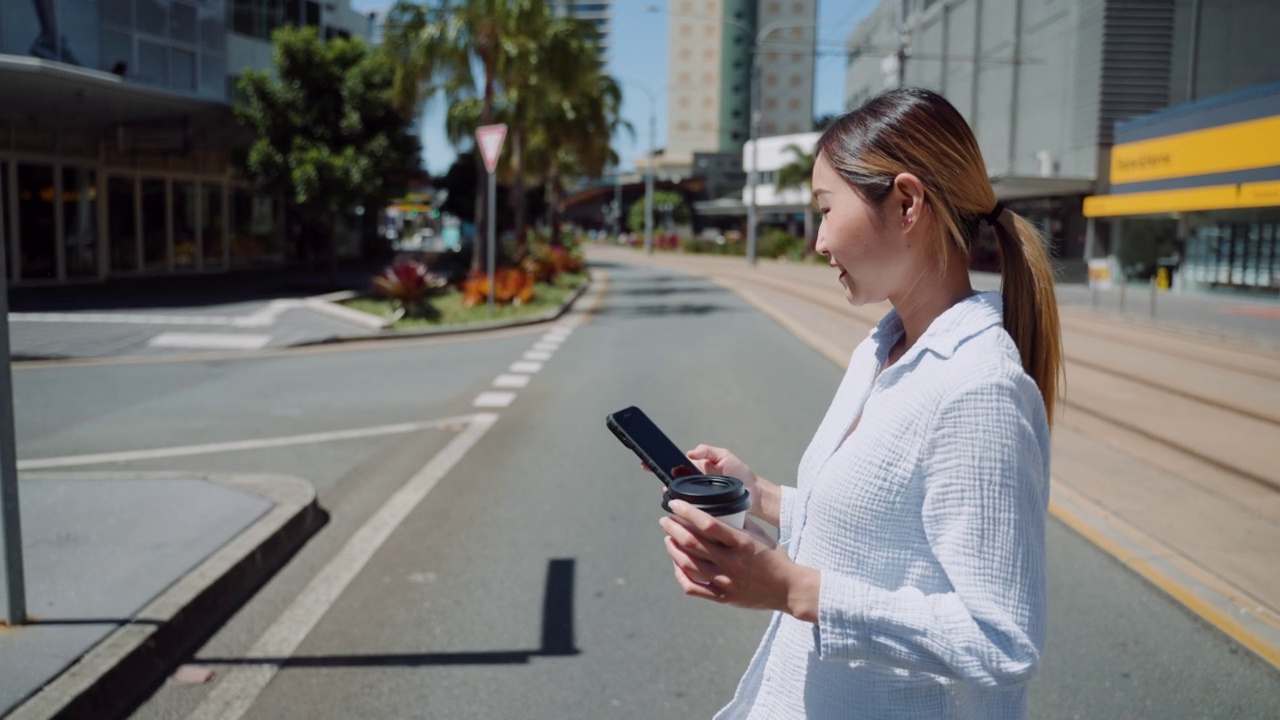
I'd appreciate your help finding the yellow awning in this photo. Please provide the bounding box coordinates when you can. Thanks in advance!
[1083,180,1280,218]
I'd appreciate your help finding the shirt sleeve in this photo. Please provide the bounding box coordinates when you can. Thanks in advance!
[812,377,1050,688]
[776,485,802,554]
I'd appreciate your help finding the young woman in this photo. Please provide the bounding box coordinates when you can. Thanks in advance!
[660,87,1061,719]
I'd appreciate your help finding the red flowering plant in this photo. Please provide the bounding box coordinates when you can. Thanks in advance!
[372,258,448,319]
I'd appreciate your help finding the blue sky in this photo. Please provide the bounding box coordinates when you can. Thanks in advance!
[352,0,875,175]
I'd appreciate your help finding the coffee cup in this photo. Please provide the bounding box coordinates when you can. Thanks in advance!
[661,474,751,529]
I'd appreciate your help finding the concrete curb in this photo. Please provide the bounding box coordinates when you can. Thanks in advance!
[6,472,323,720]
[291,275,593,348]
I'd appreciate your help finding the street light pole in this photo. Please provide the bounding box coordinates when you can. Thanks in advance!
[645,107,655,254]
[746,19,820,267]
[0,228,25,627]
[618,77,659,255]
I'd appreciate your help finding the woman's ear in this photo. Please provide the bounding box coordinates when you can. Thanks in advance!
[892,173,927,230]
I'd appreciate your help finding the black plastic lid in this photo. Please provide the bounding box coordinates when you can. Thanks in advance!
[661,475,751,517]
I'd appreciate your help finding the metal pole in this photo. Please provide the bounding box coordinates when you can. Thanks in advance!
[747,62,760,265]
[487,170,496,317]
[644,108,654,254]
[1149,275,1157,319]
[613,173,622,239]
[0,229,25,627]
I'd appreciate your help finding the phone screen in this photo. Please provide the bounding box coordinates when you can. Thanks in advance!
[608,406,697,484]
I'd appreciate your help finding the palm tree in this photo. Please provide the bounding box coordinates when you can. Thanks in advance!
[775,142,817,252]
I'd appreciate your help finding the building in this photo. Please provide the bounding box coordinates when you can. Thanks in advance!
[1083,83,1280,293]
[0,0,371,285]
[551,0,612,63]
[842,0,1280,281]
[665,0,816,171]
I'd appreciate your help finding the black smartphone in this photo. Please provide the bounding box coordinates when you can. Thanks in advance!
[605,406,697,486]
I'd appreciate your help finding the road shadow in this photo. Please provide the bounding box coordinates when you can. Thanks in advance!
[197,558,579,668]
[589,303,740,318]
[607,285,726,298]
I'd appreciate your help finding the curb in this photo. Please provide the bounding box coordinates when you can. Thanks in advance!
[7,472,324,720]
[291,274,593,348]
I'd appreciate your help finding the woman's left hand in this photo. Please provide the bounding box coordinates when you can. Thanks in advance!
[660,500,819,620]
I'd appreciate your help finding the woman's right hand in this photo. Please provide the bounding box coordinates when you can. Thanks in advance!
[686,445,776,522]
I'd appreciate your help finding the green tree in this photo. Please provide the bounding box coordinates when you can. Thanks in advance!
[384,0,624,254]
[775,142,817,252]
[628,191,689,233]
[236,26,419,281]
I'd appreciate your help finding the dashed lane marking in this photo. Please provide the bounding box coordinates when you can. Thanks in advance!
[472,391,517,408]
[524,351,553,361]
[509,361,543,374]
[492,374,531,389]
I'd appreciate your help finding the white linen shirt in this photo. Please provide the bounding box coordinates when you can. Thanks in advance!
[715,291,1051,720]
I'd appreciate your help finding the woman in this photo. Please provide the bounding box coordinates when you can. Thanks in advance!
[660,87,1061,719]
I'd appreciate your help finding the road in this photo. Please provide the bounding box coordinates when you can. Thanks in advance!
[13,261,1280,718]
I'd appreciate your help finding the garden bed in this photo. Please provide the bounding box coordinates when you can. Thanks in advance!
[343,271,589,330]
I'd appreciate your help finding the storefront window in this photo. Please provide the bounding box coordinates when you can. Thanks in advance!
[108,177,137,273]
[62,167,98,278]
[173,180,198,268]
[1185,208,1280,289]
[141,178,167,272]
[18,164,56,280]
[202,182,225,267]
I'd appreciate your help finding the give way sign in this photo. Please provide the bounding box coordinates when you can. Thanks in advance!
[476,124,508,174]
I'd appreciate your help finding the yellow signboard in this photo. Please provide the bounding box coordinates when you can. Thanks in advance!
[1110,115,1280,185]
[1083,180,1280,217]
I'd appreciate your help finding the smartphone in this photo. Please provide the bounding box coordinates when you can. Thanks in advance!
[605,406,697,486]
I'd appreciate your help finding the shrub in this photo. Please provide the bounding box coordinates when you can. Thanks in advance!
[461,268,536,308]
[757,228,806,260]
[372,258,448,319]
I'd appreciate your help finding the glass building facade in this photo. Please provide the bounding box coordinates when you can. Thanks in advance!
[0,0,365,284]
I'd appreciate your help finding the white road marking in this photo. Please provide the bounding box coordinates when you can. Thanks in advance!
[538,334,565,345]
[492,374,531,389]
[185,413,499,720]
[232,300,305,328]
[17,417,475,470]
[472,391,517,408]
[524,351,553,361]
[149,332,272,350]
[531,342,559,353]
[509,361,543,373]
[546,327,573,337]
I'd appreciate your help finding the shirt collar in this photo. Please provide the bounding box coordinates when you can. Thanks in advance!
[869,291,1005,366]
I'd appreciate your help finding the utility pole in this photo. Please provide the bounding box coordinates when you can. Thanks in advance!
[746,19,820,267]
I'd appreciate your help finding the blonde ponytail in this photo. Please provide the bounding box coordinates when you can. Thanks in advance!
[992,212,1063,422]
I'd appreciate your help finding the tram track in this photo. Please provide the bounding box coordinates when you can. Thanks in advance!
[703,265,1280,494]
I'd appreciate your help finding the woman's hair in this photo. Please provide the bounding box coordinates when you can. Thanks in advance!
[817,87,1062,422]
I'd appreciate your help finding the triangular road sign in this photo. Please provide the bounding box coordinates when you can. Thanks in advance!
[476,124,508,175]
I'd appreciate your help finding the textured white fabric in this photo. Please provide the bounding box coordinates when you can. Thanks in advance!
[716,291,1051,720]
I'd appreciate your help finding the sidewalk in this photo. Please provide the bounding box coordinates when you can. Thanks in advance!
[0,472,320,720]
[587,244,1280,671]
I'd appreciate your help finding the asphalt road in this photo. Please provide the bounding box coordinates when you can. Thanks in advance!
[13,260,1280,718]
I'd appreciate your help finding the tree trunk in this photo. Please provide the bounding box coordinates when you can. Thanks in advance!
[328,211,339,287]
[548,169,562,247]
[512,127,526,251]
[803,207,814,256]
[472,59,497,275]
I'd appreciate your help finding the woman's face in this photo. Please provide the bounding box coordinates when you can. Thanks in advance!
[812,153,909,306]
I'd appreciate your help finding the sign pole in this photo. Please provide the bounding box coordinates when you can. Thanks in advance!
[487,169,496,317]
[475,124,508,319]
[0,228,25,627]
